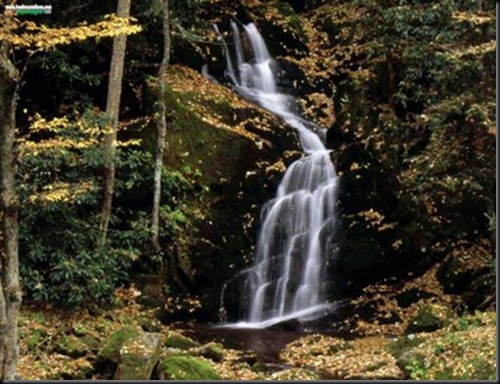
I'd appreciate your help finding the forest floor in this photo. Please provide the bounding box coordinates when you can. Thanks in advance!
[17,269,496,381]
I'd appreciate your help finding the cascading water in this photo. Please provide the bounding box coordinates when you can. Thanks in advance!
[215,22,339,328]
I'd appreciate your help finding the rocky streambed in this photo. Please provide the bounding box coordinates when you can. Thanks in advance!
[17,272,496,381]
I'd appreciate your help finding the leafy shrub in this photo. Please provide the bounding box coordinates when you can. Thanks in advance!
[17,111,198,307]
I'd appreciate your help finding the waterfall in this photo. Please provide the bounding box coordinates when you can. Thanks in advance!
[215,22,339,328]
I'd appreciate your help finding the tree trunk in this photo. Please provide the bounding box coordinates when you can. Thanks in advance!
[0,43,22,381]
[100,0,131,240]
[151,0,171,250]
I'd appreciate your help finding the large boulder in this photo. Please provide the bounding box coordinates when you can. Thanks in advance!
[96,326,161,379]
[97,326,143,365]
[113,332,162,380]
[157,355,222,380]
[164,330,200,350]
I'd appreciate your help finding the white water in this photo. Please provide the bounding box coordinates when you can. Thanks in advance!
[216,22,339,328]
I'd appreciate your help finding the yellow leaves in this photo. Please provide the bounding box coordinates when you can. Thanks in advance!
[359,209,384,225]
[0,13,142,50]
[440,39,496,63]
[28,181,96,205]
[281,334,404,380]
[452,11,494,26]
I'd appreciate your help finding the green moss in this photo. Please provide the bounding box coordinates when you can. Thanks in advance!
[405,304,449,334]
[158,355,222,380]
[97,326,142,363]
[55,335,88,358]
[165,331,200,350]
[26,327,49,352]
[387,335,426,361]
[196,342,224,361]
[114,333,162,380]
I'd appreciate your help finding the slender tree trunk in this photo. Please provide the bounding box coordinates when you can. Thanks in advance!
[100,0,131,240]
[151,0,171,250]
[0,43,22,381]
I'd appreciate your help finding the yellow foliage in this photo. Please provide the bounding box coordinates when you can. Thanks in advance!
[0,13,142,51]
[27,181,96,205]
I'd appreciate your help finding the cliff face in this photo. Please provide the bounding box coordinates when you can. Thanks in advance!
[156,0,495,318]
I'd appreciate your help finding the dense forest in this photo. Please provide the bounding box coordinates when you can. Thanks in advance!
[0,0,496,380]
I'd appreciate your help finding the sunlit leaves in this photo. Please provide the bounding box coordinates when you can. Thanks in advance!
[0,14,142,52]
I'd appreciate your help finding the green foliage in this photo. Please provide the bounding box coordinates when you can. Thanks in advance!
[331,0,495,265]
[32,49,101,107]
[17,110,199,308]
[448,310,496,332]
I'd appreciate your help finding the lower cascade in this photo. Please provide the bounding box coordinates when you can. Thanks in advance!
[214,22,339,328]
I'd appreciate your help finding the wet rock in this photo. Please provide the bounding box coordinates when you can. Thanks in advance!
[157,355,222,380]
[113,332,162,380]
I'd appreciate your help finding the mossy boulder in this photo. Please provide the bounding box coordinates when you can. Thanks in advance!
[97,326,143,364]
[157,355,222,380]
[54,335,89,358]
[405,303,451,334]
[195,342,224,362]
[165,330,200,350]
[113,332,162,380]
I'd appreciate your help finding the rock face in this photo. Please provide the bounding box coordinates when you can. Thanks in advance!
[148,66,301,318]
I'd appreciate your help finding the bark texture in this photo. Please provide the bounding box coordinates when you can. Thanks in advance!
[100,0,131,239]
[151,0,171,250]
[0,42,21,380]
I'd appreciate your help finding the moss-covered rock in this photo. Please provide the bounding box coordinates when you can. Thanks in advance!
[54,335,89,358]
[195,342,224,362]
[113,332,162,380]
[165,330,200,350]
[97,325,142,364]
[157,355,222,380]
[405,303,450,334]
